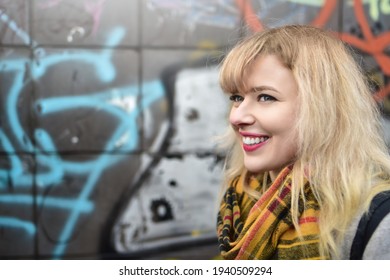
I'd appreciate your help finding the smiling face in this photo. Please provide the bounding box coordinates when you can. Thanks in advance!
[229,54,299,180]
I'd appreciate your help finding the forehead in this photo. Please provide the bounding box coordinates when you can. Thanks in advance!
[242,54,297,94]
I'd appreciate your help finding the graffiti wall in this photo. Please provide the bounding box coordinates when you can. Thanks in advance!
[0,0,389,259]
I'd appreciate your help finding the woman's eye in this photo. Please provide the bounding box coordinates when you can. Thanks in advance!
[258,94,276,102]
[229,94,244,103]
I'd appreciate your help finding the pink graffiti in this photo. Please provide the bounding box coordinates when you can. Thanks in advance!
[38,0,107,36]
[84,0,107,35]
[38,0,63,9]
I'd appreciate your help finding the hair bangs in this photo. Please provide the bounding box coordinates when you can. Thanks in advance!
[219,48,250,95]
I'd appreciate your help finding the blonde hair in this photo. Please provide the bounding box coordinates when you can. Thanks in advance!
[218,25,390,258]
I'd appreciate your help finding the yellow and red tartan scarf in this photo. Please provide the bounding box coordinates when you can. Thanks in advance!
[217,166,322,259]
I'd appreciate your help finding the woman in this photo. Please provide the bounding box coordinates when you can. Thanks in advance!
[216,25,390,259]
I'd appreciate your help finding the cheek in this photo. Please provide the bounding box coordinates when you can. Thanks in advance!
[270,108,297,134]
[228,104,238,123]
[228,108,235,125]
[260,112,296,135]
[267,113,298,153]
[279,126,299,159]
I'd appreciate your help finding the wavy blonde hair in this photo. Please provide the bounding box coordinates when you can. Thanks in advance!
[218,25,390,258]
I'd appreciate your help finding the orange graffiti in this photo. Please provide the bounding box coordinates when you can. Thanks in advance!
[235,0,338,32]
[310,0,338,28]
[237,0,390,101]
[374,83,390,102]
[339,0,390,100]
[234,0,263,32]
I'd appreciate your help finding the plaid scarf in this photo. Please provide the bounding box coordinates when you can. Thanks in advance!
[217,166,322,259]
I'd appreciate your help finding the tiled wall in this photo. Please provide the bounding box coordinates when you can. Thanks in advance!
[0,0,389,259]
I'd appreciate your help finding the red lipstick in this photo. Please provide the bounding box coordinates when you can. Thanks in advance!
[239,132,269,152]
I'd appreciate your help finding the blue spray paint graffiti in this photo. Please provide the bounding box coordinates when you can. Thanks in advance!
[0,26,165,258]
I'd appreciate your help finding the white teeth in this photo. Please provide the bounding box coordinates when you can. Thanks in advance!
[242,137,268,145]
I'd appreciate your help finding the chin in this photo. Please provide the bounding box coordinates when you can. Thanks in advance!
[244,165,266,174]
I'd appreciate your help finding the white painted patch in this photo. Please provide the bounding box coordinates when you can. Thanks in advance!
[169,66,229,153]
[112,154,223,253]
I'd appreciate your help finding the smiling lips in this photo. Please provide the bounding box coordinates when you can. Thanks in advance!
[240,132,270,152]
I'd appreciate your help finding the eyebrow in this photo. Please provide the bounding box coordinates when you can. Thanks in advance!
[249,86,279,93]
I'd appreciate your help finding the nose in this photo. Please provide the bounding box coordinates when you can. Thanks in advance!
[229,100,255,128]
